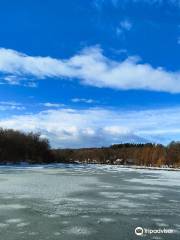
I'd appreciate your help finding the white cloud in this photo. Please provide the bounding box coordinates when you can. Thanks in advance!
[0,74,37,87]
[103,126,131,135]
[25,81,37,88]
[116,20,132,36]
[137,0,180,6]
[3,75,20,85]
[120,20,132,31]
[42,102,65,108]
[116,28,123,36]
[71,98,96,104]
[0,101,25,111]
[0,106,180,147]
[93,0,180,8]
[178,37,180,44]
[0,47,180,93]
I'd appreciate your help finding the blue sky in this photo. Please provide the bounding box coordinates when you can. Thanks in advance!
[0,0,180,147]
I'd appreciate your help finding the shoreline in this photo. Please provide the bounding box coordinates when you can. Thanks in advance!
[119,165,180,171]
[0,162,180,172]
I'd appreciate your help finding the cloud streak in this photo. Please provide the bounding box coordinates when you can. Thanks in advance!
[0,46,180,93]
[71,98,97,104]
[93,0,180,8]
[42,102,65,108]
[0,101,25,111]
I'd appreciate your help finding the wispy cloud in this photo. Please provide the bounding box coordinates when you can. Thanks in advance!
[116,19,133,36]
[120,20,132,31]
[135,0,180,6]
[0,101,25,111]
[0,47,180,93]
[42,102,65,108]
[0,74,37,87]
[93,0,180,8]
[71,98,97,104]
[3,75,20,85]
[177,37,180,44]
[0,106,180,147]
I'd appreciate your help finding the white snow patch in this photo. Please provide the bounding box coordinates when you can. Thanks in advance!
[0,223,8,228]
[17,222,29,227]
[54,232,61,236]
[6,218,22,224]
[97,217,115,223]
[0,204,27,210]
[66,226,92,235]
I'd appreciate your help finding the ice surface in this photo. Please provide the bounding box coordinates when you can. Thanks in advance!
[0,163,179,240]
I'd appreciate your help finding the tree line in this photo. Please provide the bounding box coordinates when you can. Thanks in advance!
[53,143,180,167]
[0,128,180,167]
[0,128,53,164]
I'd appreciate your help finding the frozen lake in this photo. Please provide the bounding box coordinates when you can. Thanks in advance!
[0,164,180,240]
